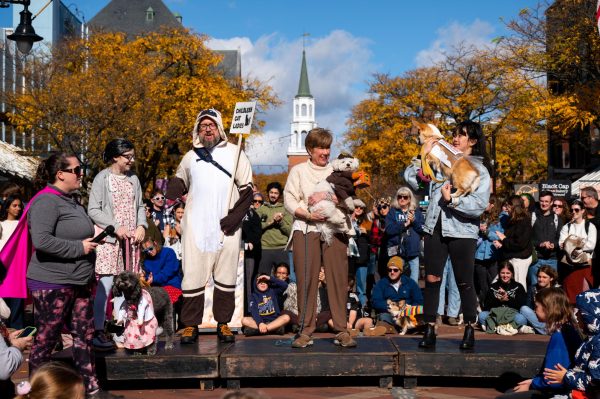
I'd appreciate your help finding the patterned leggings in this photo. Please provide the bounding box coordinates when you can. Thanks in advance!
[30,286,98,393]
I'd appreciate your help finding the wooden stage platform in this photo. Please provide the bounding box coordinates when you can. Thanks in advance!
[53,331,549,390]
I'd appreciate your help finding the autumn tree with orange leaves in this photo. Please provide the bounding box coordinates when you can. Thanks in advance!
[345,45,548,197]
[5,28,279,191]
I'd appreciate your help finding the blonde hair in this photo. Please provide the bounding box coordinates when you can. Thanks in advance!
[15,362,85,399]
[394,186,417,211]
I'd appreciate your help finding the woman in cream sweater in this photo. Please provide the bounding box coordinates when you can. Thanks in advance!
[284,127,356,349]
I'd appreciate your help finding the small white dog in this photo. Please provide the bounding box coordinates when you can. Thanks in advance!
[309,155,359,245]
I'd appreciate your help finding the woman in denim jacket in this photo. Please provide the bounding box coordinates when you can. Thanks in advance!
[384,186,425,284]
[474,194,504,308]
[405,120,491,350]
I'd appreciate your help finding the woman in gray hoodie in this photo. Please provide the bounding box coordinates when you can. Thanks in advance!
[26,153,100,395]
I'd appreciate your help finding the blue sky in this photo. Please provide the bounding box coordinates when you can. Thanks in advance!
[0,0,541,172]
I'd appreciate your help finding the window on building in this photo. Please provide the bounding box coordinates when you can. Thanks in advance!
[301,104,307,117]
[295,104,299,117]
[146,7,155,22]
[309,104,313,117]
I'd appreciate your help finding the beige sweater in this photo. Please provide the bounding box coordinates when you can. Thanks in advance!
[284,160,351,234]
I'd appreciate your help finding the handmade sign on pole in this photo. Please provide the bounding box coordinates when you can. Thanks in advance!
[229,101,256,135]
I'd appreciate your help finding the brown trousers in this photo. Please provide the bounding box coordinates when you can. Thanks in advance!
[292,231,348,336]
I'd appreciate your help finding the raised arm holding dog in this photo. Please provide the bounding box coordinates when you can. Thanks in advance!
[405,120,491,350]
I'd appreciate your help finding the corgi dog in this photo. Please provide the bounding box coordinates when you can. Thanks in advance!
[387,299,424,335]
[414,120,480,198]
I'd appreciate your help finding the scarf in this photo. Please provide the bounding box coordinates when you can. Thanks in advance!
[0,186,61,298]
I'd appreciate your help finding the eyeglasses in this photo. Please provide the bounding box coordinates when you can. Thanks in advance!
[60,166,83,175]
[253,199,264,204]
[552,204,563,208]
[571,208,582,213]
[388,268,400,273]
[153,196,165,201]
[120,154,135,162]
[199,123,217,131]
[397,195,410,200]
[379,205,389,209]
[142,246,155,254]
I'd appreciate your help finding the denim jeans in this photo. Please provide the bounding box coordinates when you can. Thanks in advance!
[355,265,368,307]
[403,255,420,284]
[527,257,557,287]
[478,310,527,329]
[287,250,297,283]
[519,305,546,334]
[437,258,461,318]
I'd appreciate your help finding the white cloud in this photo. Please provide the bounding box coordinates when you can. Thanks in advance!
[207,30,373,173]
[415,19,495,67]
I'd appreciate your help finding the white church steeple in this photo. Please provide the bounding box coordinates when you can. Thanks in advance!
[287,49,317,170]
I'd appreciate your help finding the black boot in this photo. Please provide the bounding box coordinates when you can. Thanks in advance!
[460,324,475,350]
[418,323,436,348]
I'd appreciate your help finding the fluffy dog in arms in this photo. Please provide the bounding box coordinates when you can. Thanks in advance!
[112,271,174,355]
[415,120,480,197]
[387,299,424,335]
[309,154,368,245]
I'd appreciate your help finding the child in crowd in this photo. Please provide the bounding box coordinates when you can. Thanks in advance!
[281,267,331,333]
[498,287,582,398]
[519,266,560,335]
[346,275,385,337]
[141,238,182,304]
[243,274,290,336]
[14,362,85,399]
[544,289,600,398]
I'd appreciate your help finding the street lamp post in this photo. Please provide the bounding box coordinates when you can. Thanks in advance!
[0,0,43,55]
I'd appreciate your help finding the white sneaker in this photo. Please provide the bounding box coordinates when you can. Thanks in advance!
[519,325,535,334]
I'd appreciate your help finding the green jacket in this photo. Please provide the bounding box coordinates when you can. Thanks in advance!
[256,202,292,249]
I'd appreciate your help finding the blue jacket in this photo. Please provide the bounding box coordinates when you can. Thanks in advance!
[404,156,490,239]
[530,323,582,392]
[143,247,182,289]
[475,220,504,261]
[384,207,424,258]
[564,289,600,393]
[372,275,423,313]
[249,277,288,325]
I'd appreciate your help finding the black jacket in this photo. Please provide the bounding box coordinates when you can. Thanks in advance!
[501,217,533,260]
[532,211,563,259]
[484,279,527,311]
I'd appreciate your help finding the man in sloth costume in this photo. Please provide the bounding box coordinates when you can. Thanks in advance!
[166,108,253,344]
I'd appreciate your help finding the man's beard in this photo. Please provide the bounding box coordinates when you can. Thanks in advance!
[200,135,221,149]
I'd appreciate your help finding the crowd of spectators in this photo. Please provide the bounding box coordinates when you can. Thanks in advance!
[4,119,600,398]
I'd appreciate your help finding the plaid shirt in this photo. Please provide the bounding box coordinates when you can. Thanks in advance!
[152,208,174,232]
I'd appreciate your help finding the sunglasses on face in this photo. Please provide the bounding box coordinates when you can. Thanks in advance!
[61,166,83,175]
[253,199,263,204]
[153,196,165,201]
[142,246,155,254]
[388,268,400,273]
[379,205,389,209]
[397,195,410,200]
[571,208,582,213]
[552,204,563,208]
